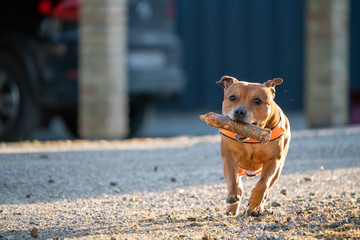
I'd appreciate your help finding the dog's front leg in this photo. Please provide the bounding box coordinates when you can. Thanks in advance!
[248,159,280,212]
[222,155,243,215]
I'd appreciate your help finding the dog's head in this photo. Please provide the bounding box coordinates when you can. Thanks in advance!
[217,76,282,141]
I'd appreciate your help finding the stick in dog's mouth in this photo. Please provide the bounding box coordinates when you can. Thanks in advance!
[199,112,271,143]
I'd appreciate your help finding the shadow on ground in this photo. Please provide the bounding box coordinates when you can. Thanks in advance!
[1,126,360,205]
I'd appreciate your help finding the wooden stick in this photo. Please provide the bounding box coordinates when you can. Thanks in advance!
[199,112,271,143]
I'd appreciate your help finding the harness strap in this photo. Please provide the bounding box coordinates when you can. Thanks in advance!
[238,167,262,178]
[220,108,287,178]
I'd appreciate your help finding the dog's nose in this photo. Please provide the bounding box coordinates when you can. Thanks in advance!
[234,108,247,120]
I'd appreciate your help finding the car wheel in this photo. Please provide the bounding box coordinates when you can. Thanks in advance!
[0,57,39,141]
[61,107,78,138]
[128,99,149,137]
[62,99,148,139]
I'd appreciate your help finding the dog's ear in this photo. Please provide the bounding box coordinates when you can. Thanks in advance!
[264,78,283,88]
[217,76,238,91]
[264,78,283,98]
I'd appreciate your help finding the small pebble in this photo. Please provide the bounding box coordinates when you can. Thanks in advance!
[271,201,281,207]
[48,179,54,183]
[40,154,49,159]
[297,230,304,236]
[329,221,342,228]
[254,217,262,222]
[110,182,118,186]
[295,209,303,215]
[325,195,332,199]
[170,177,176,182]
[319,166,324,172]
[304,177,312,182]
[227,226,235,231]
[30,227,38,238]
[280,189,287,195]
[154,166,158,172]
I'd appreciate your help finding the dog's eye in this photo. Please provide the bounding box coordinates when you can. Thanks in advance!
[229,95,236,102]
[253,98,263,105]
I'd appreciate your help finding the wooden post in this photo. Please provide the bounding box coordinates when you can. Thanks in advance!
[305,0,349,127]
[79,0,128,139]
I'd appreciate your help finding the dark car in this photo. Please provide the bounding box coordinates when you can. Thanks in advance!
[0,0,185,141]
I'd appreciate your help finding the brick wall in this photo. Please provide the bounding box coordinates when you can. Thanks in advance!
[305,0,349,127]
[79,0,128,139]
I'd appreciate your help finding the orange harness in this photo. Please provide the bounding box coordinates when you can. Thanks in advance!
[219,113,286,144]
[238,167,263,178]
[219,109,287,178]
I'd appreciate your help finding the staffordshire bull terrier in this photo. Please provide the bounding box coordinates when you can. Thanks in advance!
[217,75,291,216]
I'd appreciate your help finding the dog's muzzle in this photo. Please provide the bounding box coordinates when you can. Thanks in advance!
[233,108,247,121]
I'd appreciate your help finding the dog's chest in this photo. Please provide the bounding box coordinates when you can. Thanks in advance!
[235,141,282,169]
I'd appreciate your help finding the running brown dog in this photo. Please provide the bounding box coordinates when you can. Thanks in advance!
[217,76,291,216]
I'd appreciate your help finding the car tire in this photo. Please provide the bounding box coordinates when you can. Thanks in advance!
[61,107,78,138]
[60,97,150,138]
[62,101,147,139]
[0,56,39,141]
[129,101,147,138]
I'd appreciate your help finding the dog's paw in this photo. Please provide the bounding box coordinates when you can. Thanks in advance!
[247,210,261,217]
[226,195,240,204]
[226,204,240,216]
[247,209,272,217]
[248,196,263,212]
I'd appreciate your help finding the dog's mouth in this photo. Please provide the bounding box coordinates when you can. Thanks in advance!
[234,133,249,142]
[234,121,258,142]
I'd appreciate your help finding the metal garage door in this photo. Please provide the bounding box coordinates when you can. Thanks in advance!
[176,0,304,111]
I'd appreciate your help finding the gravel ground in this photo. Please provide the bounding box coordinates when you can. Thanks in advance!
[0,126,360,239]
